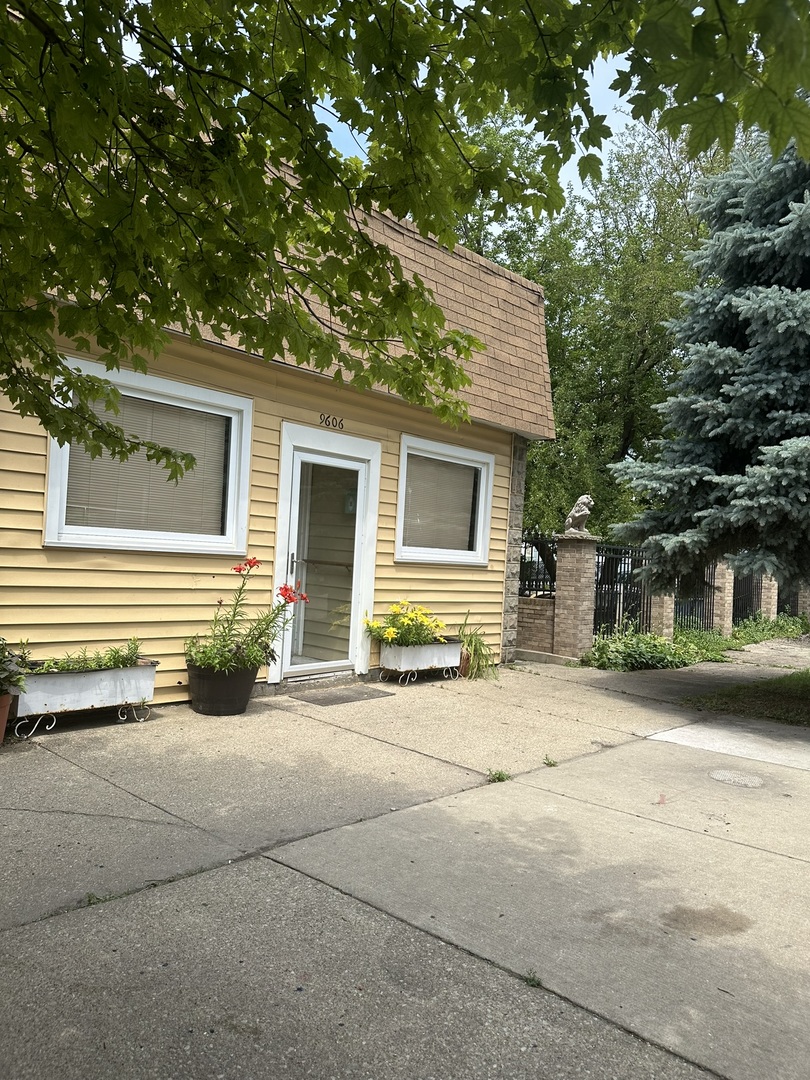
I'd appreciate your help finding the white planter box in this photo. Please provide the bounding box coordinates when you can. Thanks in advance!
[380,640,462,674]
[15,661,159,733]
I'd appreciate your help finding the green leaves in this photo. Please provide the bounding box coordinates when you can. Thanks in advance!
[613,144,810,587]
[661,98,739,156]
[2,1,809,469]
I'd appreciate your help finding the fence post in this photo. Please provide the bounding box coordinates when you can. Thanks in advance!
[553,534,598,658]
[712,561,735,637]
[797,586,810,619]
[649,594,675,640]
[760,574,779,619]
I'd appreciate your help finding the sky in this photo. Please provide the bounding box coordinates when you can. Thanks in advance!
[323,57,632,196]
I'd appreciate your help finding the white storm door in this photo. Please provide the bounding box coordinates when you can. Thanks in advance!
[270,424,380,682]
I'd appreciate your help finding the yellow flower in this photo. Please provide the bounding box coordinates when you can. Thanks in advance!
[383,627,398,641]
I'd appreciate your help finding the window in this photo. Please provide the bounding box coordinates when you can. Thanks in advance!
[45,360,252,554]
[395,435,494,565]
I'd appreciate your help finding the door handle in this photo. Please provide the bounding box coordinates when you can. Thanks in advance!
[288,551,295,576]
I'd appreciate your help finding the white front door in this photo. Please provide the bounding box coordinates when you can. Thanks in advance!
[270,423,380,683]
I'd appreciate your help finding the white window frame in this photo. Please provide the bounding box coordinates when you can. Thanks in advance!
[394,435,494,566]
[44,358,253,555]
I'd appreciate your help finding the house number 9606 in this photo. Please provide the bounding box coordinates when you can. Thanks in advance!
[319,413,344,429]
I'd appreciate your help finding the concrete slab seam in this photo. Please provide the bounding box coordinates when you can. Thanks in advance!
[263,851,731,1080]
[34,741,233,838]
[509,779,810,865]
[0,804,207,831]
[283,704,494,778]
[0,853,249,934]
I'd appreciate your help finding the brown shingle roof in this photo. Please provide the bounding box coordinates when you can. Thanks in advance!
[363,212,554,441]
[192,207,554,441]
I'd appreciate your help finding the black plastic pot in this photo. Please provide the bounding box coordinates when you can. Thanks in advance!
[186,664,259,716]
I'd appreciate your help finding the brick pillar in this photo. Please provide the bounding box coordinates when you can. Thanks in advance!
[552,534,598,659]
[649,594,674,640]
[760,574,779,619]
[501,435,528,664]
[798,586,810,619]
[712,561,734,636]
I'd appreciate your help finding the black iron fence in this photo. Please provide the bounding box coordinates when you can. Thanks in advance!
[732,573,763,624]
[593,543,652,635]
[778,583,799,616]
[519,532,556,597]
[675,564,717,631]
[519,528,806,642]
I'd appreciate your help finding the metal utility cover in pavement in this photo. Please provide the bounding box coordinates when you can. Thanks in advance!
[709,769,764,788]
[289,686,394,706]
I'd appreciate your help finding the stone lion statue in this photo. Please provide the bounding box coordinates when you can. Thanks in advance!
[564,494,594,533]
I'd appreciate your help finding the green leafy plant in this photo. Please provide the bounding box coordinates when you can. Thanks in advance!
[364,602,448,647]
[487,769,512,783]
[585,612,810,672]
[729,613,810,647]
[543,755,558,768]
[0,637,27,695]
[31,637,143,674]
[185,557,307,673]
[583,627,696,671]
[458,612,497,680]
[671,626,730,663]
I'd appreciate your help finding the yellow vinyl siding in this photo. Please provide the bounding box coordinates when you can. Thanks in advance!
[1,336,514,704]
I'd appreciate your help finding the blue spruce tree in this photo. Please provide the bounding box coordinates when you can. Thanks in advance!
[613,142,810,588]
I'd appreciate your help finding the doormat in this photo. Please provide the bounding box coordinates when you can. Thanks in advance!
[289,685,394,707]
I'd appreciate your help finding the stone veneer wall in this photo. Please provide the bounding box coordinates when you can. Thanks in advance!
[501,435,528,663]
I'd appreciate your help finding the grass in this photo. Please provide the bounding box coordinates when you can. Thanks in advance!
[685,669,810,727]
[486,768,512,783]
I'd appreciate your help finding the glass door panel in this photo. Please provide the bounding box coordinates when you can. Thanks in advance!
[288,461,358,668]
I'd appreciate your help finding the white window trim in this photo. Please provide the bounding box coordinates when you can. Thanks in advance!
[44,358,253,555]
[395,434,494,566]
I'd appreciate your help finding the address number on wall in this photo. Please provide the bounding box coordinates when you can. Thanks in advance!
[319,413,344,429]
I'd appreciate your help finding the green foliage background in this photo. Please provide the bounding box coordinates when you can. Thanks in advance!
[2,2,809,471]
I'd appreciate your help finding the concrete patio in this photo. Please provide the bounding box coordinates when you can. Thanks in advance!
[2,643,809,1079]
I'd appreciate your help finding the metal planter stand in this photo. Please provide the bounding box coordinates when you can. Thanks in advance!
[379,640,462,685]
[14,660,159,739]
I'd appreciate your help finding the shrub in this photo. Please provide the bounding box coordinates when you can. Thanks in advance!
[587,612,810,672]
[730,612,809,647]
[583,628,696,671]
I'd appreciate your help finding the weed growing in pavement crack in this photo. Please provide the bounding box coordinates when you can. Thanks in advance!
[487,768,512,783]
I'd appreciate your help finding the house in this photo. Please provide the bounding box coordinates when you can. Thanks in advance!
[1,213,553,704]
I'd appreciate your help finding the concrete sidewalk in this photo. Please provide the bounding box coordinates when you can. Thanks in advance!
[1,646,809,1079]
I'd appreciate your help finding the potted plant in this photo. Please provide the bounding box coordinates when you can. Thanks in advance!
[13,638,160,738]
[0,638,27,744]
[184,557,308,715]
[365,602,462,682]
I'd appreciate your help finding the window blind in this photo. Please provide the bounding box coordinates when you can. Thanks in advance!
[65,395,230,535]
[402,453,479,550]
